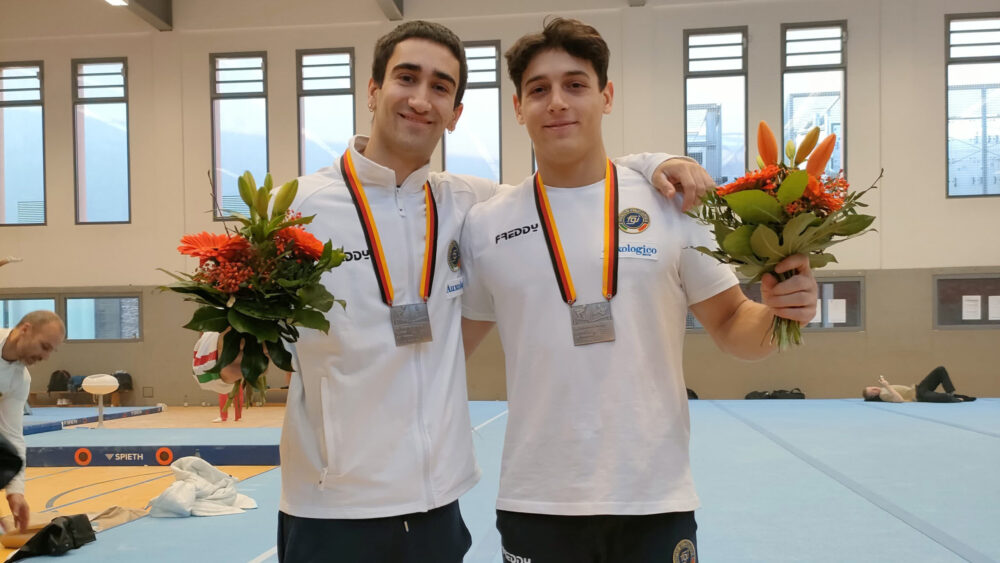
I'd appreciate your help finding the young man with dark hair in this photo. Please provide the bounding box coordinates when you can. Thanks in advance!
[461,18,819,562]
[0,310,65,533]
[195,19,718,562]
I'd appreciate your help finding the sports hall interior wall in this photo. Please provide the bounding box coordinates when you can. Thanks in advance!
[0,0,997,404]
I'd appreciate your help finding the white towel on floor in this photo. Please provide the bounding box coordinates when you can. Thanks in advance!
[148,456,257,517]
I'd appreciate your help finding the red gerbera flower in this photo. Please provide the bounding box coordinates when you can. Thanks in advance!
[717,165,782,196]
[277,227,323,261]
[178,232,250,262]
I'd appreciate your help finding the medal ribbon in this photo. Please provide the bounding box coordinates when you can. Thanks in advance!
[340,149,438,306]
[533,159,618,305]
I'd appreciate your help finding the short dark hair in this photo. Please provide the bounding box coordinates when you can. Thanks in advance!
[371,20,468,107]
[504,17,610,98]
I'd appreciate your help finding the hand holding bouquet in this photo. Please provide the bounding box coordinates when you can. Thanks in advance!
[690,121,878,350]
[161,172,345,401]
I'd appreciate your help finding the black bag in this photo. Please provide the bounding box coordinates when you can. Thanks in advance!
[770,388,806,399]
[112,371,134,391]
[46,370,70,393]
[0,433,23,490]
[745,390,771,399]
[8,514,95,561]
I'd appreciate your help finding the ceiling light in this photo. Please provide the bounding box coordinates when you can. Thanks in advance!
[106,0,128,6]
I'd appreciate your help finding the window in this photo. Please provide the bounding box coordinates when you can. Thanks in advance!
[298,49,354,175]
[684,28,747,185]
[0,298,56,328]
[946,14,1000,197]
[781,22,846,177]
[211,53,268,218]
[934,274,1000,327]
[444,42,501,183]
[0,62,45,225]
[73,58,130,223]
[686,278,863,330]
[65,296,140,340]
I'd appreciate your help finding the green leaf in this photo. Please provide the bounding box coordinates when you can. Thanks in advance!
[298,283,335,313]
[750,225,785,262]
[240,334,269,388]
[228,308,280,342]
[782,212,820,252]
[737,263,766,282]
[723,190,783,224]
[776,170,809,205]
[293,308,330,333]
[832,214,875,236]
[335,299,347,310]
[217,329,243,373]
[183,306,230,332]
[265,339,294,372]
[234,300,294,320]
[722,225,755,258]
[711,221,734,251]
[809,253,838,269]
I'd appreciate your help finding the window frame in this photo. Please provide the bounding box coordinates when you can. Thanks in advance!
[780,20,847,178]
[71,57,132,225]
[209,51,269,220]
[296,47,355,176]
[933,272,1000,329]
[682,26,749,184]
[1,290,144,342]
[63,293,143,342]
[0,60,46,227]
[944,12,1000,199]
[442,40,503,184]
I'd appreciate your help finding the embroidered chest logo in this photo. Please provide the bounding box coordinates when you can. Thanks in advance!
[618,207,650,234]
[495,223,540,245]
[342,249,371,262]
[447,240,461,271]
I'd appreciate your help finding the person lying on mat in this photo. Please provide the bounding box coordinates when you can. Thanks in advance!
[863,366,976,403]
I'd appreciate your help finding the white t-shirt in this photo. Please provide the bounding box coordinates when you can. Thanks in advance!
[461,166,738,516]
[0,328,30,496]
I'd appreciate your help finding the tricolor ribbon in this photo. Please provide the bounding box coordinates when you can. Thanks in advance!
[341,149,438,306]
[533,159,619,305]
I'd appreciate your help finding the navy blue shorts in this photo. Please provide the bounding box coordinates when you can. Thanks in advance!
[277,500,471,563]
[496,509,698,563]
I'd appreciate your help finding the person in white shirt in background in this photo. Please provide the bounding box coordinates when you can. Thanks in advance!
[0,310,65,532]
[460,18,819,563]
[194,19,718,563]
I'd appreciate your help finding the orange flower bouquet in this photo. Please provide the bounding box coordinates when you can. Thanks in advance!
[161,172,345,401]
[690,121,879,350]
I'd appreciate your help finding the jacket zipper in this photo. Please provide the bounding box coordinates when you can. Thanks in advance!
[401,185,435,508]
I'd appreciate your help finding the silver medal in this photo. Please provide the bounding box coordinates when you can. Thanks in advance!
[391,303,433,346]
[570,301,615,346]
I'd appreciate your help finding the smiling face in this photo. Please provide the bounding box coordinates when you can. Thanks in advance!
[513,48,613,171]
[9,321,64,366]
[367,38,464,166]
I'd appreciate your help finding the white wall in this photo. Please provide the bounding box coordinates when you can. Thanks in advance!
[2,0,996,293]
